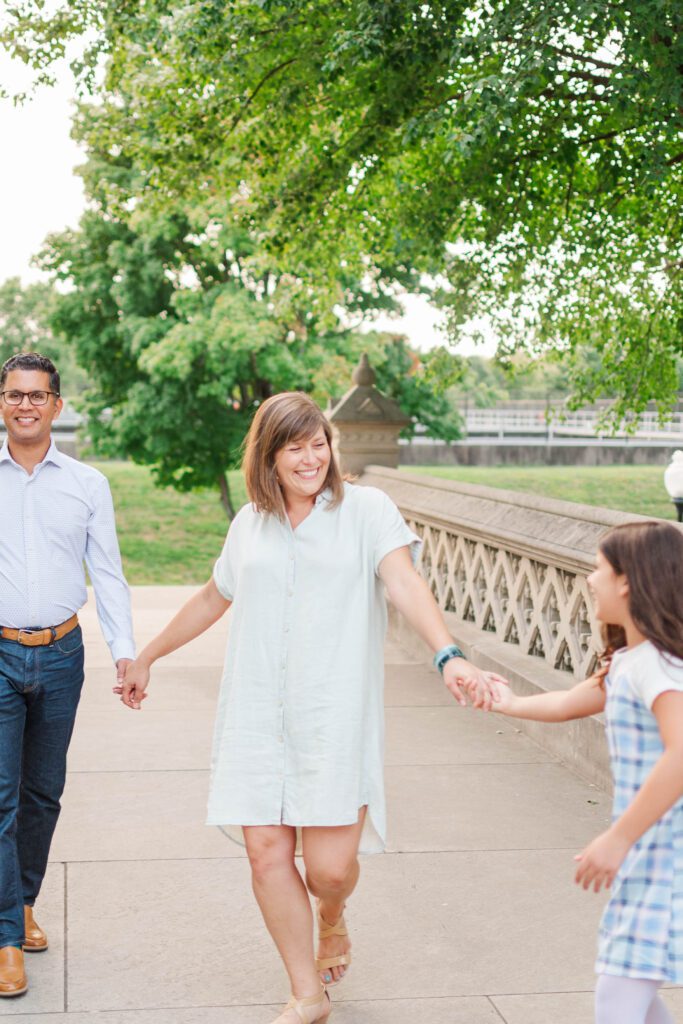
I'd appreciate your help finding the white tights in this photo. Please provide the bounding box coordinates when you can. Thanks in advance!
[595,975,675,1024]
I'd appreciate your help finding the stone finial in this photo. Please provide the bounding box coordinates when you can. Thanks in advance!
[325,352,410,474]
[352,352,376,388]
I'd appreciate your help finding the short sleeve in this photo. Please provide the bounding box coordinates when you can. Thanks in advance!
[213,507,248,600]
[370,488,422,574]
[629,645,683,710]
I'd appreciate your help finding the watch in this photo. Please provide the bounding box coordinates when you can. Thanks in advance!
[433,643,466,674]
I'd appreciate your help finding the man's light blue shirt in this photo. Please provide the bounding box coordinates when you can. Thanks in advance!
[0,437,135,662]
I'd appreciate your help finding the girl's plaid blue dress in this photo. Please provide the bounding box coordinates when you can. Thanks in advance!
[597,641,683,982]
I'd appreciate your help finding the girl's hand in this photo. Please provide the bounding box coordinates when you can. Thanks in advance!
[488,681,515,714]
[574,828,631,892]
[442,658,508,710]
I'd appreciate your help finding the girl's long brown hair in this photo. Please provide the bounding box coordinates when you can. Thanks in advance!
[242,392,345,518]
[598,521,683,663]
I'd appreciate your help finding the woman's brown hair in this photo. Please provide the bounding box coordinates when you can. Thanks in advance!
[242,392,345,517]
[597,521,683,663]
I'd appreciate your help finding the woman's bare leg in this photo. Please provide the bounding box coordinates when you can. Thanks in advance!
[302,808,366,984]
[243,825,321,999]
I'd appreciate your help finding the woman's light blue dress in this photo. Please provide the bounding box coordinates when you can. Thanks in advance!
[597,641,683,981]
[208,483,420,854]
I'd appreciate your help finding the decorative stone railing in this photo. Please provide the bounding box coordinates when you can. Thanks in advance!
[360,466,683,789]
[361,466,657,680]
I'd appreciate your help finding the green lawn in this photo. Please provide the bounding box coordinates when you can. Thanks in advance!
[97,462,246,585]
[98,461,675,584]
[401,464,674,520]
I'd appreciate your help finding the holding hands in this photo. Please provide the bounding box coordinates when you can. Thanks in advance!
[442,657,509,710]
[112,658,151,710]
[111,578,232,711]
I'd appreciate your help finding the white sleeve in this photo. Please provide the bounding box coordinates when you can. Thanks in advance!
[370,488,422,574]
[631,648,683,710]
[84,476,135,663]
[212,509,246,601]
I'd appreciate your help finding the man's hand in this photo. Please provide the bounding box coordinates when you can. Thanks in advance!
[112,659,150,710]
[114,658,133,688]
[574,828,631,892]
[442,658,508,709]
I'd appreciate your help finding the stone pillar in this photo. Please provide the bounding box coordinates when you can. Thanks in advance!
[326,353,410,474]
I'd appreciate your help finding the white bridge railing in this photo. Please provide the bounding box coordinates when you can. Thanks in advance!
[463,408,683,440]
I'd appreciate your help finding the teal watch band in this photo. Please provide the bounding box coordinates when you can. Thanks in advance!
[433,643,465,674]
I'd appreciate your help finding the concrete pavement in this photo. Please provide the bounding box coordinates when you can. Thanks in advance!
[6,587,682,1023]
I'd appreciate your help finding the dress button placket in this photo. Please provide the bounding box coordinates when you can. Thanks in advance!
[279,541,295,746]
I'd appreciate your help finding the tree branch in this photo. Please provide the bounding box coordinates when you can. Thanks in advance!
[543,43,624,72]
[554,67,613,87]
[577,125,644,146]
[228,57,297,135]
[537,85,611,104]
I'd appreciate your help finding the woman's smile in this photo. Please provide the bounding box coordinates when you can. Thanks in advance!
[275,430,331,503]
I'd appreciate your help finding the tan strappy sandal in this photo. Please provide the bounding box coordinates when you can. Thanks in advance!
[315,904,351,985]
[270,984,331,1023]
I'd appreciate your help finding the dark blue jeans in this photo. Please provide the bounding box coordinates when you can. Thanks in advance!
[0,627,84,947]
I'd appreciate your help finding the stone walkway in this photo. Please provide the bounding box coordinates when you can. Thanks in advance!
[6,587,682,1023]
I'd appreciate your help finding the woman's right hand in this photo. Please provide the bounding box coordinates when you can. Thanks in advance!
[114,659,151,710]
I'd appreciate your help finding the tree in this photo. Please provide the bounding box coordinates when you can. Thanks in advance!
[0,278,54,362]
[39,141,462,516]
[5,0,680,423]
[0,276,86,394]
[370,334,464,440]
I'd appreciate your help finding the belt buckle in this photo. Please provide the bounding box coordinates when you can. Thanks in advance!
[18,628,43,647]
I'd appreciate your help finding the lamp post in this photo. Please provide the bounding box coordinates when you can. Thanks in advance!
[664,450,683,522]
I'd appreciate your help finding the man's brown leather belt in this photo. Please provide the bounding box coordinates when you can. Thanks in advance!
[0,614,79,647]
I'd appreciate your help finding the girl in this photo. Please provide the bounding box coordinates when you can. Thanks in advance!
[490,521,683,1024]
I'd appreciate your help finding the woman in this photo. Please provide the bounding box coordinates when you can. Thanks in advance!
[120,392,506,1024]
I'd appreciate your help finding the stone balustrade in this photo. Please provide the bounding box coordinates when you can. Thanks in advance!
[361,466,649,678]
[360,466,680,787]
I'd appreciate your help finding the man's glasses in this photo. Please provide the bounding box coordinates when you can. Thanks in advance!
[0,390,60,407]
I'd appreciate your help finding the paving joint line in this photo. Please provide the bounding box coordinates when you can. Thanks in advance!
[487,994,510,1023]
[63,860,68,1013]
[42,989,600,1014]
[67,768,209,775]
[65,761,563,773]
[387,760,559,767]
[50,845,594,866]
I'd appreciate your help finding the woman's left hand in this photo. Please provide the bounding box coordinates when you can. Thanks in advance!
[442,658,508,710]
[574,828,631,892]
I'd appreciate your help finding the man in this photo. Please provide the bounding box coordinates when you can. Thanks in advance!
[0,352,135,996]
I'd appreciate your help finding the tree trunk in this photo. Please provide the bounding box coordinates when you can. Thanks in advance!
[218,472,236,520]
